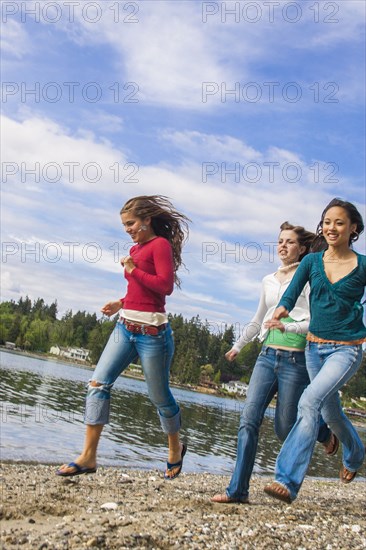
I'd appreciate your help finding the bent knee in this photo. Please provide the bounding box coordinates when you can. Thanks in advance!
[298,388,321,412]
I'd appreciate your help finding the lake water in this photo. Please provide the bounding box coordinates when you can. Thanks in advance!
[1,350,365,480]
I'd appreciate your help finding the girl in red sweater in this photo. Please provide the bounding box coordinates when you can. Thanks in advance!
[57,195,190,479]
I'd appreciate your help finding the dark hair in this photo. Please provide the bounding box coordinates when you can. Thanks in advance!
[120,195,190,287]
[314,197,364,249]
[279,222,316,260]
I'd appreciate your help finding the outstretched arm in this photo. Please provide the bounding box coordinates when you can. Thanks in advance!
[101,300,122,317]
[226,281,267,360]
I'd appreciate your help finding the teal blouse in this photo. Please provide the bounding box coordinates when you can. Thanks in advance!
[278,252,366,342]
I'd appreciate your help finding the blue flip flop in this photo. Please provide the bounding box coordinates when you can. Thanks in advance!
[56,461,97,477]
[164,444,187,480]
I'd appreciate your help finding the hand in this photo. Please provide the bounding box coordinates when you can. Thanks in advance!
[225,349,238,362]
[120,255,136,273]
[271,306,289,320]
[100,300,122,317]
[264,319,286,332]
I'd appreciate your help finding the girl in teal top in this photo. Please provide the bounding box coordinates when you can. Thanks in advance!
[276,250,366,342]
[264,198,365,503]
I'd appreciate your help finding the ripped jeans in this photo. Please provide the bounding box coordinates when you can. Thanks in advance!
[84,321,181,435]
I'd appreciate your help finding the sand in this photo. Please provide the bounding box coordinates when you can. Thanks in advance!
[1,462,365,549]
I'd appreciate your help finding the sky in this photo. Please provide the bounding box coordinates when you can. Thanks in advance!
[1,0,365,339]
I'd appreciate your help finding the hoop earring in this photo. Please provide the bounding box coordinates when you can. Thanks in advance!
[140,225,147,231]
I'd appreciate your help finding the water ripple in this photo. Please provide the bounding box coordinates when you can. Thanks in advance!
[1,350,365,479]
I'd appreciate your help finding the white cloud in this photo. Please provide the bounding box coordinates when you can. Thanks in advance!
[160,130,261,162]
[1,114,130,192]
[1,271,21,295]
[80,109,124,134]
[1,19,31,59]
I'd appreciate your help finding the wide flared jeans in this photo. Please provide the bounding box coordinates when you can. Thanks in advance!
[84,321,181,434]
[275,342,364,500]
[227,346,330,500]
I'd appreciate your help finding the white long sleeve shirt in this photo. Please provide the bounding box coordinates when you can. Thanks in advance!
[232,272,310,353]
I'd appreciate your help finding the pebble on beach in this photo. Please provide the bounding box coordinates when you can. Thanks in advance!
[1,463,365,549]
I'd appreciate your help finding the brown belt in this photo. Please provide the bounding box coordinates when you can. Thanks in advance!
[122,318,167,336]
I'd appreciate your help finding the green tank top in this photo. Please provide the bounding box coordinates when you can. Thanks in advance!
[263,316,306,350]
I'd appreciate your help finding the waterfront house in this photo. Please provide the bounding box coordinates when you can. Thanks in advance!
[221,380,248,396]
[49,345,90,362]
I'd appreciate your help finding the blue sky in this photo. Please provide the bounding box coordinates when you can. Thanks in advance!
[1,0,365,337]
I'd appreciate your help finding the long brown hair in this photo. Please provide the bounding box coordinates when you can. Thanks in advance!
[120,195,190,287]
[280,222,316,260]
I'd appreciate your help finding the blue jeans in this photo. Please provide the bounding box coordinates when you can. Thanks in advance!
[227,346,330,500]
[275,342,365,500]
[84,321,181,434]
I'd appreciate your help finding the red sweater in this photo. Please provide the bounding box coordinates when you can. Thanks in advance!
[122,237,174,313]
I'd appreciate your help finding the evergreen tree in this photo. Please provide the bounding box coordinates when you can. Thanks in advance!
[8,314,22,343]
[17,296,32,316]
[88,317,116,364]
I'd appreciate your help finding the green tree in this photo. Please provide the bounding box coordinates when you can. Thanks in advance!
[17,296,32,316]
[24,318,52,351]
[236,339,262,383]
[8,314,22,343]
[0,313,12,343]
[88,318,116,364]
[32,298,46,319]
[199,364,214,385]
[213,370,221,384]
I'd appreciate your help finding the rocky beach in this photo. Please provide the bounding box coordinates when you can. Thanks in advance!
[1,462,365,550]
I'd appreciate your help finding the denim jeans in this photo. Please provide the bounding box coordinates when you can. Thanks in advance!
[84,321,181,434]
[275,342,364,500]
[227,346,330,500]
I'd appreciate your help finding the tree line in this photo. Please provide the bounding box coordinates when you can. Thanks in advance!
[0,296,365,400]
